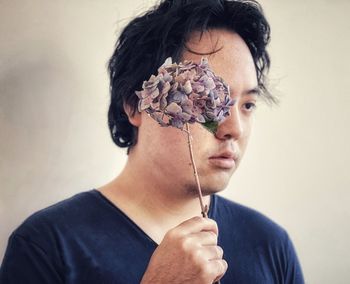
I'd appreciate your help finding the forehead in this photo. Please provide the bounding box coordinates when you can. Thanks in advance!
[181,29,258,95]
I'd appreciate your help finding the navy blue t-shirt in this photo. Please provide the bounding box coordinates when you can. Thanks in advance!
[0,189,304,283]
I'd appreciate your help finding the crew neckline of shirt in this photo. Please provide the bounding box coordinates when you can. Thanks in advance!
[89,189,216,246]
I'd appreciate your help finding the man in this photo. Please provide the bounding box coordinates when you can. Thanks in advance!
[0,0,304,283]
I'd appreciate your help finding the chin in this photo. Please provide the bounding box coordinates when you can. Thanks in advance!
[184,181,228,197]
[203,173,232,193]
[201,185,227,196]
[184,169,232,196]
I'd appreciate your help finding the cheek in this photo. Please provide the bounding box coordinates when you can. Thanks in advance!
[239,120,253,151]
[152,128,191,164]
[159,126,212,177]
[188,125,216,157]
[141,116,214,168]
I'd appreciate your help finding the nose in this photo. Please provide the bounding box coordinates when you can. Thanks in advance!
[215,104,243,141]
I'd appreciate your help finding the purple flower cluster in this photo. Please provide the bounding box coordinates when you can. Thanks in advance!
[135,57,235,132]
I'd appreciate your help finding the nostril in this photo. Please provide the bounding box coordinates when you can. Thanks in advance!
[219,117,243,140]
[214,130,232,141]
[215,126,242,141]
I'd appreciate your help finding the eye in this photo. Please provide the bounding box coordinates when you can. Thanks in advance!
[242,102,257,112]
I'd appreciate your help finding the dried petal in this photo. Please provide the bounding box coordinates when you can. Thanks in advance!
[135,56,235,134]
[139,95,153,111]
[196,114,206,123]
[161,81,171,94]
[166,102,182,115]
[183,80,192,94]
[162,57,172,67]
[150,88,160,99]
[178,112,192,121]
[170,117,184,129]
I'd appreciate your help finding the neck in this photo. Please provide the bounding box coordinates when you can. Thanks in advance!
[101,150,210,226]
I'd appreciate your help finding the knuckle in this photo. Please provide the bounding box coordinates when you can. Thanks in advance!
[190,248,203,263]
[165,227,184,241]
[204,262,217,278]
[219,259,228,274]
[179,236,191,251]
[217,246,224,258]
[165,228,177,240]
[210,260,225,276]
[207,219,219,232]
[209,231,218,241]
[223,259,228,271]
[207,218,218,227]
[203,231,217,245]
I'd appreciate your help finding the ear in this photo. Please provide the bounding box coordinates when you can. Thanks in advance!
[123,102,142,127]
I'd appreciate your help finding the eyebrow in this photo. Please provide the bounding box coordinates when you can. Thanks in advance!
[229,86,261,96]
[244,86,261,96]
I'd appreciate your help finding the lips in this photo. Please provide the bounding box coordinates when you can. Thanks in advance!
[209,151,238,169]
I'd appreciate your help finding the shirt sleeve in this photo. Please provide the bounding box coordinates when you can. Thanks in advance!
[0,233,64,283]
[284,232,305,284]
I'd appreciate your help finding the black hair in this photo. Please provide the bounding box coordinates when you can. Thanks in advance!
[108,0,275,152]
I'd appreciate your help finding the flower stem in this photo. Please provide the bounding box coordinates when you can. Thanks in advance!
[185,123,221,284]
[185,123,208,218]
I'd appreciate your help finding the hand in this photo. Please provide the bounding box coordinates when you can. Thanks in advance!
[140,216,228,284]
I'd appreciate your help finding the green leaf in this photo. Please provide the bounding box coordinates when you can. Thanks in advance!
[202,121,218,134]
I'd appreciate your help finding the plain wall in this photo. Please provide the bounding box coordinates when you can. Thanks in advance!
[1,0,349,283]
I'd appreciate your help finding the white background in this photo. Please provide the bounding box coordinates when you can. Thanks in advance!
[1,0,349,283]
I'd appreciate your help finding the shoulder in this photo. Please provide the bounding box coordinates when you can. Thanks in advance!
[212,195,305,282]
[212,194,289,246]
[13,190,98,243]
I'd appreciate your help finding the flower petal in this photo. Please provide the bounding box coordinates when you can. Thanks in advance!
[166,102,182,115]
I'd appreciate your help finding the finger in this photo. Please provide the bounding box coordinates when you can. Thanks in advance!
[211,259,228,282]
[200,245,224,261]
[176,216,218,236]
[188,231,218,246]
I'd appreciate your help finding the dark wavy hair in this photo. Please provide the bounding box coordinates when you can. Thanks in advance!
[108,0,275,152]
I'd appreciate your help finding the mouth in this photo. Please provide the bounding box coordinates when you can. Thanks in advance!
[208,151,238,169]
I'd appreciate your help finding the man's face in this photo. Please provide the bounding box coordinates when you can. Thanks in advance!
[136,29,259,196]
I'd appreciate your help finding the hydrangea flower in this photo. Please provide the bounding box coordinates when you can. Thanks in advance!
[135,57,236,223]
[135,57,235,133]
